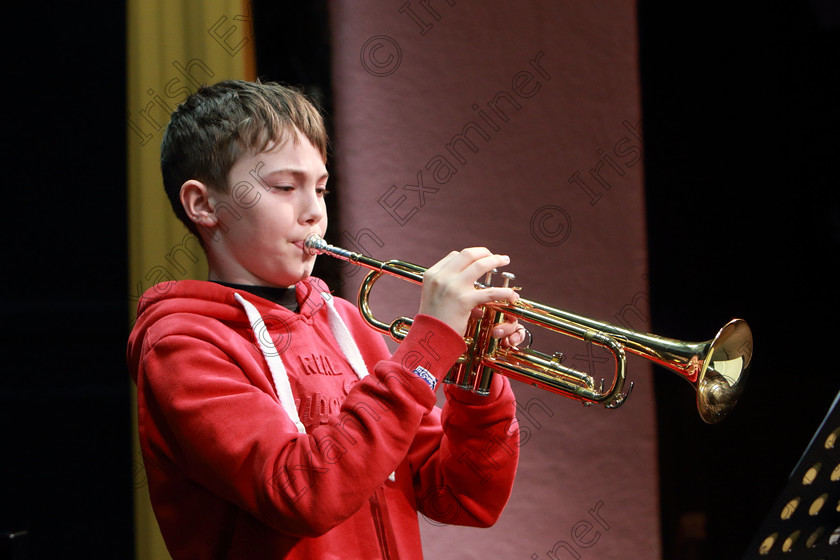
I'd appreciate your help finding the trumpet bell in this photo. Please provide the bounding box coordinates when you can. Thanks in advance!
[696,318,753,424]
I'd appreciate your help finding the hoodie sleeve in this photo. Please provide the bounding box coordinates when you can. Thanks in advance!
[136,310,468,538]
[408,375,520,528]
[332,298,520,528]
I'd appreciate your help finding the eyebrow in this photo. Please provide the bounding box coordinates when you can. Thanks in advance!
[257,167,330,186]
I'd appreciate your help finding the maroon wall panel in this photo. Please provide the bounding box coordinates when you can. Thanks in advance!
[328,2,660,558]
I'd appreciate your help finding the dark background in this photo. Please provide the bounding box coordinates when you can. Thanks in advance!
[2,1,133,559]
[639,1,840,558]
[2,1,837,558]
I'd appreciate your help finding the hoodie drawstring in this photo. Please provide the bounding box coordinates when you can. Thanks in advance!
[234,293,307,434]
[233,291,396,484]
[232,291,369,432]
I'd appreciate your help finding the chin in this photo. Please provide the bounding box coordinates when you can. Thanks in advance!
[281,268,314,287]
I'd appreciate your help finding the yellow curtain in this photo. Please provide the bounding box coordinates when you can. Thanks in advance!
[127,1,254,557]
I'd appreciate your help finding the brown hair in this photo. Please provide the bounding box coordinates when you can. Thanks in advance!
[160,80,328,234]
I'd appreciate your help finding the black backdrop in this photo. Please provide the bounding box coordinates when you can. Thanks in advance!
[639,1,840,558]
[2,1,132,559]
[2,1,838,559]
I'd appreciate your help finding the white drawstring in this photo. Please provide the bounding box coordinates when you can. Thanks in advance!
[234,291,394,482]
[234,293,306,434]
[321,292,369,382]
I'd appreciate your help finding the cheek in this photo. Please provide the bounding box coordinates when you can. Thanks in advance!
[260,207,296,233]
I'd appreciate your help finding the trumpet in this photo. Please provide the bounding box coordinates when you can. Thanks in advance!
[305,234,752,424]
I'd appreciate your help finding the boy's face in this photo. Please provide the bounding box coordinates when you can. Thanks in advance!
[204,130,329,288]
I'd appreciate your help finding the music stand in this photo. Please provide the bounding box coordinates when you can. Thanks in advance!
[742,390,840,558]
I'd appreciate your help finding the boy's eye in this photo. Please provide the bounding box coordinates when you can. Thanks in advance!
[270,185,329,197]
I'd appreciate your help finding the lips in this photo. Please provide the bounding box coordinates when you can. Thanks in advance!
[292,239,317,258]
[293,232,323,254]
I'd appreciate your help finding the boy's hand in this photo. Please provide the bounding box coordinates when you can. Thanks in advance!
[491,317,528,349]
[418,248,520,337]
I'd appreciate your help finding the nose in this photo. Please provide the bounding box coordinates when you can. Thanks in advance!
[299,189,326,226]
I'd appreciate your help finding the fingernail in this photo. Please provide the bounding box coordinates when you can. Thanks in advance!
[492,327,504,337]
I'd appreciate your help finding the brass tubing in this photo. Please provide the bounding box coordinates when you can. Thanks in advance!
[304,234,752,423]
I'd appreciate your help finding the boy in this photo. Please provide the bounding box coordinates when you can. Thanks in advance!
[127,80,522,559]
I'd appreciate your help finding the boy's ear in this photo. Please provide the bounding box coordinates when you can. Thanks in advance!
[180,180,219,228]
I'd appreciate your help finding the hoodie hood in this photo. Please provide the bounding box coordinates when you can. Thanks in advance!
[127,278,370,435]
[128,278,332,379]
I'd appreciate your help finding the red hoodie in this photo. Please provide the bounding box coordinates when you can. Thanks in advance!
[127,278,519,559]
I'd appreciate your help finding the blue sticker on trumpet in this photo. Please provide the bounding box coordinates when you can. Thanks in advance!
[413,366,437,391]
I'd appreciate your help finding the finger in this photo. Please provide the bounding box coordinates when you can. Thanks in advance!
[425,249,510,294]
[508,326,528,347]
[469,287,519,308]
[437,247,495,276]
[462,253,511,284]
[499,325,528,349]
[491,321,521,339]
[425,250,462,275]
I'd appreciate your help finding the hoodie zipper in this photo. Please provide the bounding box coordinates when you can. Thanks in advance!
[370,485,399,559]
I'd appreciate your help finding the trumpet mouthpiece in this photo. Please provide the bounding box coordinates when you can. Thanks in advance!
[304,233,326,256]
